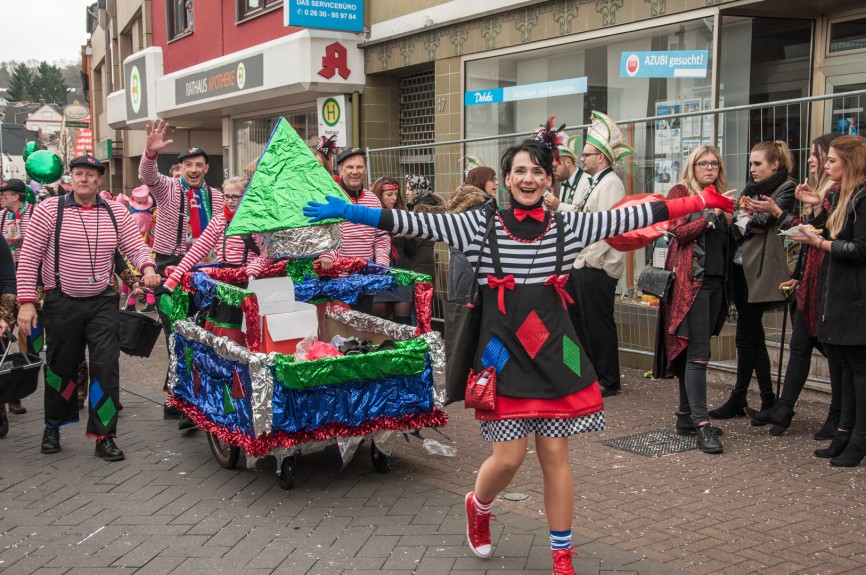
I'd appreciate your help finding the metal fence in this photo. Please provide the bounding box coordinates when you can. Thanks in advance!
[365,90,866,388]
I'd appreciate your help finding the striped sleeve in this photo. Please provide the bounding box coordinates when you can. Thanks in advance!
[138,153,175,207]
[15,200,56,303]
[114,204,156,273]
[564,201,659,247]
[385,208,487,252]
[165,216,224,288]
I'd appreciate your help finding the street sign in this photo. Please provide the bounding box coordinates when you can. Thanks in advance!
[318,95,348,147]
[284,0,364,33]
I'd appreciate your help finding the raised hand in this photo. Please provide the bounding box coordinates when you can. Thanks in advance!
[145,119,175,156]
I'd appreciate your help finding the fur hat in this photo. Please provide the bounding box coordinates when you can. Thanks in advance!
[586,110,635,166]
[443,185,490,214]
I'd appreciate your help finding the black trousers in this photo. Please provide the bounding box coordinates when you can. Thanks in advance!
[823,344,866,443]
[732,265,774,401]
[42,289,121,438]
[567,267,621,390]
[676,277,724,424]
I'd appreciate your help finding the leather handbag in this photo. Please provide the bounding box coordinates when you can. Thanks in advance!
[637,265,674,299]
[442,205,496,406]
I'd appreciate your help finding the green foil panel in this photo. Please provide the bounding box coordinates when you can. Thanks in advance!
[273,338,430,391]
[227,117,345,235]
[284,258,317,284]
[168,287,189,324]
[215,283,253,309]
[388,268,432,287]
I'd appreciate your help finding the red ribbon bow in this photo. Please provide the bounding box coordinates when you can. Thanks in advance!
[545,274,574,309]
[513,207,545,222]
[486,274,515,314]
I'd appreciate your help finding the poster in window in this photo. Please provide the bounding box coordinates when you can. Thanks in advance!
[655,101,681,155]
[682,99,701,138]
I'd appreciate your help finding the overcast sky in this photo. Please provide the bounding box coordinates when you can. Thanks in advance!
[3,0,96,64]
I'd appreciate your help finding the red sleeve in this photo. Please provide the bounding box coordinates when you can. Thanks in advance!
[138,154,174,205]
[16,201,55,302]
[165,217,224,288]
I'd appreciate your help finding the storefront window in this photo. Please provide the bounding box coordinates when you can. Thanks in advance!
[233,109,317,178]
[829,17,866,54]
[465,19,716,197]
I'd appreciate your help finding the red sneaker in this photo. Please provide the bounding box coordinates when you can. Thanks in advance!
[465,492,494,558]
[551,546,578,575]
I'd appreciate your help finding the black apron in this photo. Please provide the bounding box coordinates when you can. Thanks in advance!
[475,214,597,399]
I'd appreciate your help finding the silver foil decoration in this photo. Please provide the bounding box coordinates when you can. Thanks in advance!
[337,436,363,468]
[257,225,341,259]
[166,332,179,393]
[171,320,273,437]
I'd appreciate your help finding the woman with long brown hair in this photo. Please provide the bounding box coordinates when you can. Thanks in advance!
[710,140,796,419]
[743,134,841,436]
[791,135,866,466]
[371,177,413,324]
[654,145,732,453]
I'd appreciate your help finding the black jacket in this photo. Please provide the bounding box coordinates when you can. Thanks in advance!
[818,182,866,345]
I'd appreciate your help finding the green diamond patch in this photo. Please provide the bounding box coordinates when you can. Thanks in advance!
[563,336,582,377]
[97,396,118,427]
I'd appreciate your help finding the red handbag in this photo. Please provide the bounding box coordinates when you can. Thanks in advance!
[465,366,497,411]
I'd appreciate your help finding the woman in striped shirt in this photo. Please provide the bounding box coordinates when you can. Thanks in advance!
[163,177,264,291]
[306,137,733,575]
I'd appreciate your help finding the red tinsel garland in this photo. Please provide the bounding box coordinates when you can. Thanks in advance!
[314,257,367,278]
[166,395,448,458]
[241,295,261,352]
[413,282,433,336]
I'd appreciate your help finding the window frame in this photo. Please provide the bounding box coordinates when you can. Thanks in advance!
[236,0,281,24]
[166,0,193,43]
[827,14,866,57]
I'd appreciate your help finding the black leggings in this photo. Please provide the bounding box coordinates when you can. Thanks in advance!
[732,265,775,401]
[823,344,866,443]
[676,277,725,424]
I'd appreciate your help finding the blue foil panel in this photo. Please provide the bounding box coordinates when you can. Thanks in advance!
[271,358,435,433]
[173,336,256,438]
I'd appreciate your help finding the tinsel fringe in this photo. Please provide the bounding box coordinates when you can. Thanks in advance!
[166,395,448,458]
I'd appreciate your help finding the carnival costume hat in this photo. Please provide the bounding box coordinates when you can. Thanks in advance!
[530,115,568,164]
[69,155,106,175]
[585,110,635,166]
[0,179,27,196]
[459,155,486,179]
[336,147,366,166]
[315,135,338,160]
[130,185,154,210]
[177,147,210,164]
[557,133,582,162]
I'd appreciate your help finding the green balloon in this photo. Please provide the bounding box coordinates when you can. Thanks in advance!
[25,151,64,184]
[22,141,39,162]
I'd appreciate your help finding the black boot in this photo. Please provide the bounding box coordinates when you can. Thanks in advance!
[0,407,8,438]
[744,405,795,432]
[675,412,723,437]
[830,440,866,467]
[814,411,839,441]
[749,394,777,426]
[41,428,61,454]
[164,402,182,419]
[708,394,747,419]
[815,430,851,459]
[94,438,125,461]
[695,424,723,454]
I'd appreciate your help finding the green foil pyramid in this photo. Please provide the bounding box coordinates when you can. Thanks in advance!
[227,117,345,235]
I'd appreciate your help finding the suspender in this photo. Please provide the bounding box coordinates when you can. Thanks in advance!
[53,194,119,291]
[176,185,214,255]
[219,230,259,266]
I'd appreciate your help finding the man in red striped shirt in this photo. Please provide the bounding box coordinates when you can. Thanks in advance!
[316,148,390,313]
[17,155,160,461]
[139,120,224,420]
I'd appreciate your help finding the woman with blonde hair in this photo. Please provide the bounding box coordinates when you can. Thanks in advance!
[710,140,796,419]
[654,145,732,453]
[743,134,841,436]
[791,135,866,466]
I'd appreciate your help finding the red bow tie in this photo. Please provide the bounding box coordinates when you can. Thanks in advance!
[487,274,516,314]
[513,207,545,222]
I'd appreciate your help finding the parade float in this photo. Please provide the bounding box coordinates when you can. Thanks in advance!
[160,119,447,488]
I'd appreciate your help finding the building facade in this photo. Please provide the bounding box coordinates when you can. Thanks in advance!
[104,1,365,192]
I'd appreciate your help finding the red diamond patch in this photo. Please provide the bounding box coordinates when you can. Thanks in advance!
[231,366,245,399]
[61,381,77,402]
[193,366,202,395]
[515,310,549,359]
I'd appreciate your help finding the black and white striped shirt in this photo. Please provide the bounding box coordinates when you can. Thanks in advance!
[384,203,662,285]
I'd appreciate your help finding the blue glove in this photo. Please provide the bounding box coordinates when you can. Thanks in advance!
[304,195,381,227]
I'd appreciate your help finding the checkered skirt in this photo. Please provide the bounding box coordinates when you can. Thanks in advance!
[479,411,605,442]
